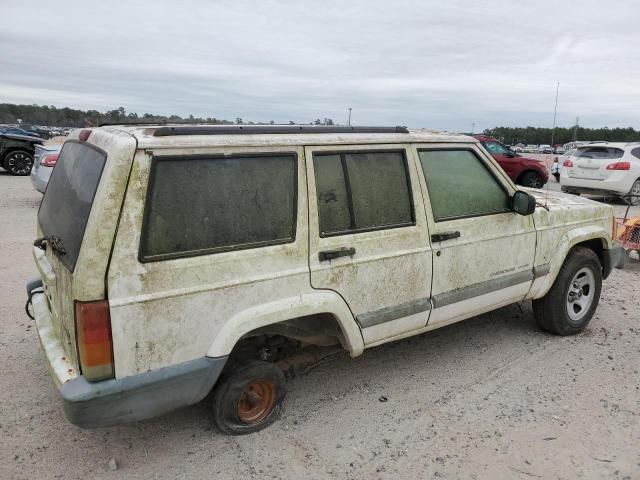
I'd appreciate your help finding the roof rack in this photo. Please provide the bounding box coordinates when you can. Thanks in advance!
[150,125,409,137]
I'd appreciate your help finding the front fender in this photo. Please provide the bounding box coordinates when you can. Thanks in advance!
[528,224,611,299]
[206,290,364,358]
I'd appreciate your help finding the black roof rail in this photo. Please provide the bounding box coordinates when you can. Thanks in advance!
[151,125,409,137]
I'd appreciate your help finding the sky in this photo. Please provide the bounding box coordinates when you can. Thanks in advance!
[2,0,639,132]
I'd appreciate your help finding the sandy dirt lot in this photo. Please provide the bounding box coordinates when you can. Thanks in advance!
[1,172,638,480]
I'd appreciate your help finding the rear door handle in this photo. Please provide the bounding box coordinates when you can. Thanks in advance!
[319,247,356,262]
[431,231,460,242]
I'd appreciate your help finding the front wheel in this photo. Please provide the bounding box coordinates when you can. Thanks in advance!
[520,171,545,189]
[3,150,34,176]
[212,361,286,435]
[533,246,602,335]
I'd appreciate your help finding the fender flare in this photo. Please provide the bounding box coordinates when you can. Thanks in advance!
[206,290,364,358]
[528,225,610,299]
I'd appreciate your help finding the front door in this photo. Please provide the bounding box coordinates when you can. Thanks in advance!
[413,144,537,328]
[305,145,433,346]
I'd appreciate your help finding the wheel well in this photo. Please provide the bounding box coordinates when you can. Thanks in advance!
[516,169,541,183]
[1,146,34,164]
[228,313,347,364]
[573,238,605,270]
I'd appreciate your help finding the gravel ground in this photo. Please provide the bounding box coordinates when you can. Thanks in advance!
[1,172,638,480]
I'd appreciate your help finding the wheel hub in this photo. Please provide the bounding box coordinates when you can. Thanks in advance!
[237,379,276,424]
[566,267,595,321]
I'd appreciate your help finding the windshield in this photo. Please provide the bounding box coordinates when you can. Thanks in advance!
[38,141,107,271]
[482,140,512,155]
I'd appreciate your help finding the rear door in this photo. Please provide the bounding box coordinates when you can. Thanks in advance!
[569,146,624,181]
[306,144,432,346]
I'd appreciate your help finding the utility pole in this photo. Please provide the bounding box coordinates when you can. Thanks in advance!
[573,116,579,142]
[471,122,475,135]
[347,108,352,126]
[550,82,559,148]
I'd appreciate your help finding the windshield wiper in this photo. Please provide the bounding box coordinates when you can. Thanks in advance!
[34,236,67,255]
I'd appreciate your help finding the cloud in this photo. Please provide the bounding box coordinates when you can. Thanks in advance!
[2,0,639,130]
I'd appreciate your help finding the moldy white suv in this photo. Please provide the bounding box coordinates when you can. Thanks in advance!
[26,125,622,434]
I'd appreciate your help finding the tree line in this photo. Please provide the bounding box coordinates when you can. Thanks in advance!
[483,126,640,146]
[0,103,335,128]
[2,103,637,144]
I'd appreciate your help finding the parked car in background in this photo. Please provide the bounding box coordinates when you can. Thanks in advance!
[0,129,43,175]
[551,149,576,182]
[561,142,640,206]
[30,144,61,193]
[16,124,51,139]
[524,145,538,153]
[475,136,549,188]
[539,144,553,154]
[0,126,40,138]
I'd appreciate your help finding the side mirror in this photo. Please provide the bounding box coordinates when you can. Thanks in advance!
[512,191,536,216]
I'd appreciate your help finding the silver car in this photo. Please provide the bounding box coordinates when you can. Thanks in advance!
[30,144,61,193]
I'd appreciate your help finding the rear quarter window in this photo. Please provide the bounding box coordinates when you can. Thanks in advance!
[139,153,297,261]
[38,141,107,271]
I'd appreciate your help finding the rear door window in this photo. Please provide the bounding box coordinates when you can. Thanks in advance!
[38,141,107,271]
[140,153,297,261]
[313,151,414,236]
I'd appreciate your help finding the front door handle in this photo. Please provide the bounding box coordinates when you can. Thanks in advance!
[319,247,356,262]
[431,231,460,242]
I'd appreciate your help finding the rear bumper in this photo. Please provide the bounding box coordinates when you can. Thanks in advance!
[30,165,51,193]
[29,288,227,428]
[560,173,632,196]
[60,356,227,428]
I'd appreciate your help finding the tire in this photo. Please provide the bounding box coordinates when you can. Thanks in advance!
[212,360,286,435]
[520,171,545,189]
[3,150,34,176]
[622,179,640,206]
[532,246,602,335]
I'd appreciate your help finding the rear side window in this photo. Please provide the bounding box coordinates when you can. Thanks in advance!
[38,141,107,271]
[140,154,296,261]
[313,151,414,236]
[631,147,640,160]
[575,147,624,159]
[418,149,510,222]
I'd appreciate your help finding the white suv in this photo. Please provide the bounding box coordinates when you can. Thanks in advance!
[560,142,640,205]
[26,125,622,434]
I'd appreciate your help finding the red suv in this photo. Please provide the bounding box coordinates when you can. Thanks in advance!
[474,136,548,188]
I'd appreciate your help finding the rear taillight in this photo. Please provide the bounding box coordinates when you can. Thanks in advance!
[40,154,58,167]
[606,161,630,170]
[563,159,573,167]
[79,129,92,141]
[75,299,114,381]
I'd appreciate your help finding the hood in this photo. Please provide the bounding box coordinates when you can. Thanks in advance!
[522,187,601,207]
[0,132,43,144]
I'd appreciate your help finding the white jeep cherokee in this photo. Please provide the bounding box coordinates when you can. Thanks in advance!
[27,125,622,434]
